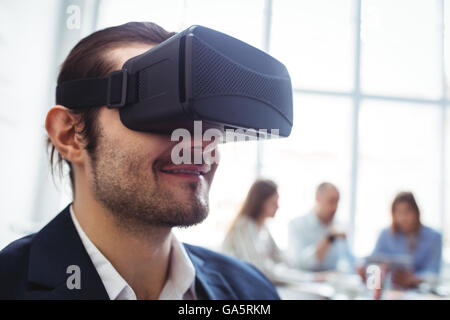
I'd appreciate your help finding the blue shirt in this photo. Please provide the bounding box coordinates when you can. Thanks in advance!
[372,225,442,277]
[288,210,353,271]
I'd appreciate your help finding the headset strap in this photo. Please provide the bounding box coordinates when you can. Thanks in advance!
[55,70,138,109]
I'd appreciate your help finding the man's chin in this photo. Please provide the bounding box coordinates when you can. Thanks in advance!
[162,205,209,228]
[156,191,209,227]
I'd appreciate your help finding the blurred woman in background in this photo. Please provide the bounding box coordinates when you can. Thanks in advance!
[222,179,292,283]
[371,191,442,288]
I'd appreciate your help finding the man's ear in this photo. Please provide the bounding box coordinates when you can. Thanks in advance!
[45,105,84,164]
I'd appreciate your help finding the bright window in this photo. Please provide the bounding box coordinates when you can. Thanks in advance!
[271,0,354,91]
[361,0,442,99]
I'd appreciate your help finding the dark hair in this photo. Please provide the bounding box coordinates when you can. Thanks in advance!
[47,22,175,192]
[228,178,278,228]
[391,191,422,234]
[225,179,278,240]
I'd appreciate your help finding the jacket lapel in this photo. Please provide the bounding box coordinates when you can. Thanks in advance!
[184,245,238,300]
[26,204,235,300]
[27,204,109,299]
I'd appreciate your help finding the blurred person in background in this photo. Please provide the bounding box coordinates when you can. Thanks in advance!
[222,179,297,283]
[288,182,352,272]
[369,191,442,289]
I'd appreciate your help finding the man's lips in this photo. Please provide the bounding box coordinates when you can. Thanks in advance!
[159,164,212,176]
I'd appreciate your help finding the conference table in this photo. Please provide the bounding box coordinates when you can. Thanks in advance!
[274,270,450,300]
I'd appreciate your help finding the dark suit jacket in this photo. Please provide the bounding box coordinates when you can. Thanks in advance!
[0,204,280,300]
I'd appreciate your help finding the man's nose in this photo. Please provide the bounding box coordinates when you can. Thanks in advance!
[188,138,220,164]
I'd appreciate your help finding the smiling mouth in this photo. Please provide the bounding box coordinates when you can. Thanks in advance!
[159,165,212,178]
[161,169,203,175]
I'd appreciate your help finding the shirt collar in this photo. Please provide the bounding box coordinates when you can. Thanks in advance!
[159,233,196,300]
[69,205,196,300]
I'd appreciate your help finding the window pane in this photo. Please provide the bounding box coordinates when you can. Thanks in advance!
[181,0,265,49]
[0,0,59,248]
[97,0,265,48]
[355,101,441,257]
[271,0,355,91]
[260,94,353,249]
[361,0,442,99]
[445,106,450,259]
[444,0,450,98]
[97,0,187,32]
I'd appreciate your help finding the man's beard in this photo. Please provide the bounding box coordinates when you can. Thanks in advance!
[88,135,210,234]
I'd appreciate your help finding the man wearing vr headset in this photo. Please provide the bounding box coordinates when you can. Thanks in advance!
[0,22,289,300]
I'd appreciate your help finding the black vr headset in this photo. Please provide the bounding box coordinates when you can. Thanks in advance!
[56,25,293,138]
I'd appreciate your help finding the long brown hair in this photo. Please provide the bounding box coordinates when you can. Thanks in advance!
[391,191,422,252]
[226,179,278,236]
[391,191,422,233]
[47,22,175,191]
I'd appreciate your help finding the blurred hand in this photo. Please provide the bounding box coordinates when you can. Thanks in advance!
[328,227,346,239]
[392,270,422,289]
[315,228,347,262]
[357,265,367,283]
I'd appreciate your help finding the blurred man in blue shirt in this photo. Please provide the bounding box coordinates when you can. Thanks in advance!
[288,182,350,271]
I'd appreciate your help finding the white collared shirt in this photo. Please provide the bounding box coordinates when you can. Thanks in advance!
[69,205,197,300]
[222,215,287,281]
